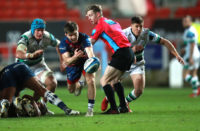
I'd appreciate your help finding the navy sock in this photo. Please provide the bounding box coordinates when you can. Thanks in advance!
[103,84,117,110]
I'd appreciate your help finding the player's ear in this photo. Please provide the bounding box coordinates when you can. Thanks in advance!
[96,12,101,17]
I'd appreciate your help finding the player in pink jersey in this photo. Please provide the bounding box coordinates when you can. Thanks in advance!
[86,4,135,114]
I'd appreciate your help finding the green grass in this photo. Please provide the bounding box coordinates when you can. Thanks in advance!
[1,87,200,131]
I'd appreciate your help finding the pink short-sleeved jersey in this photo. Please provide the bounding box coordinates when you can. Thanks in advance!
[90,17,131,53]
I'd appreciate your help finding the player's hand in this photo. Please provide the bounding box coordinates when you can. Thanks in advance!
[132,45,144,53]
[74,49,84,58]
[60,62,66,72]
[176,55,185,65]
[33,49,43,58]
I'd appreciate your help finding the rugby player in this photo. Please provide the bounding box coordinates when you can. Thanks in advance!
[101,16,185,112]
[15,18,59,114]
[86,4,135,114]
[182,15,200,97]
[58,21,96,117]
[0,62,80,117]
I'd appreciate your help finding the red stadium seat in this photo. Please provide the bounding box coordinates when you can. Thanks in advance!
[27,9,41,19]
[40,9,55,20]
[174,7,188,18]
[54,8,67,19]
[187,7,200,17]
[156,8,170,18]
[66,9,81,18]
[13,9,28,20]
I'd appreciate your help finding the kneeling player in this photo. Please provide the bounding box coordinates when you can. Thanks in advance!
[0,62,80,117]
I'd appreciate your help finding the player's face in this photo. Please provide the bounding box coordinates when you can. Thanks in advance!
[86,10,99,25]
[182,18,190,28]
[65,30,79,43]
[34,28,44,40]
[131,23,143,36]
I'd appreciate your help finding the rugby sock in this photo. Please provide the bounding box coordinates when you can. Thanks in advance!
[103,84,117,110]
[185,74,192,83]
[126,89,137,103]
[113,82,126,107]
[191,76,199,93]
[88,99,95,110]
[44,91,71,113]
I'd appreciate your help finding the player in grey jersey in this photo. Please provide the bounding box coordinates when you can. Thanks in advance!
[101,16,184,112]
[15,18,60,115]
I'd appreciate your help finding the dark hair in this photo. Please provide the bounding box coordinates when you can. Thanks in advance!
[64,21,78,33]
[131,16,144,24]
[86,4,103,16]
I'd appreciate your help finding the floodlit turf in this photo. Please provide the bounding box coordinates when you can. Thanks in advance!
[1,87,200,131]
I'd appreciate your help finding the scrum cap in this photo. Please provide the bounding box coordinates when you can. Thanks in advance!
[31,18,46,35]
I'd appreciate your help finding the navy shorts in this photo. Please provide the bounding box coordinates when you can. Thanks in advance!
[109,47,134,71]
[66,65,85,84]
[0,62,35,91]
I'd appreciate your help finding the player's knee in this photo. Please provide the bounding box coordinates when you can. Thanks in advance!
[86,77,95,87]
[68,85,75,93]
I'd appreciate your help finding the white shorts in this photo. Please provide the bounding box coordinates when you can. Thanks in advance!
[121,60,145,79]
[184,57,200,70]
[29,59,53,83]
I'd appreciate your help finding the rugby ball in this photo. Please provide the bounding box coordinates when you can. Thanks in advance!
[84,57,100,73]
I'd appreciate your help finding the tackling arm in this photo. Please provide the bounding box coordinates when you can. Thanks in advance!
[160,38,185,65]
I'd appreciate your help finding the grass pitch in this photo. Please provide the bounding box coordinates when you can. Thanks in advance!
[0,86,200,131]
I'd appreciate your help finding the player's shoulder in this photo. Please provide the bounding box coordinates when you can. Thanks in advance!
[186,26,196,38]
[60,37,68,45]
[21,30,32,40]
[123,27,131,33]
[79,32,89,39]
[43,31,52,38]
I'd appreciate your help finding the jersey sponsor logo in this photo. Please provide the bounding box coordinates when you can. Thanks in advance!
[186,31,195,38]
[104,19,116,25]
[91,29,96,36]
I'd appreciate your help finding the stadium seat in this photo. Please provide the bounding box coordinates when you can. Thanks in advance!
[13,9,28,20]
[174,7,188,18]
[187,8,200,17]
[66,9,81,18]
[54,8,67,19]
[27,9,40,19]
[156,8,170,18]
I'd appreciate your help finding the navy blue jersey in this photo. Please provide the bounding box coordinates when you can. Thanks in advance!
[0,62,35,91]
[59,32,91,66]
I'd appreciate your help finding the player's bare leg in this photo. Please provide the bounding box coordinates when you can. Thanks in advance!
[24,77,80,115]
[85,73,96,117]
[125,74,145,112]
[36,71,57,115]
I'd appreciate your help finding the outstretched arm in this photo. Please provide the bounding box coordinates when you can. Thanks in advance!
[85,46,95,58]
[159,38,185,65]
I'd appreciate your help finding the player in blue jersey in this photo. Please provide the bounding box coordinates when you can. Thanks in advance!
[0,62,80,117]
[58,21,96,117]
